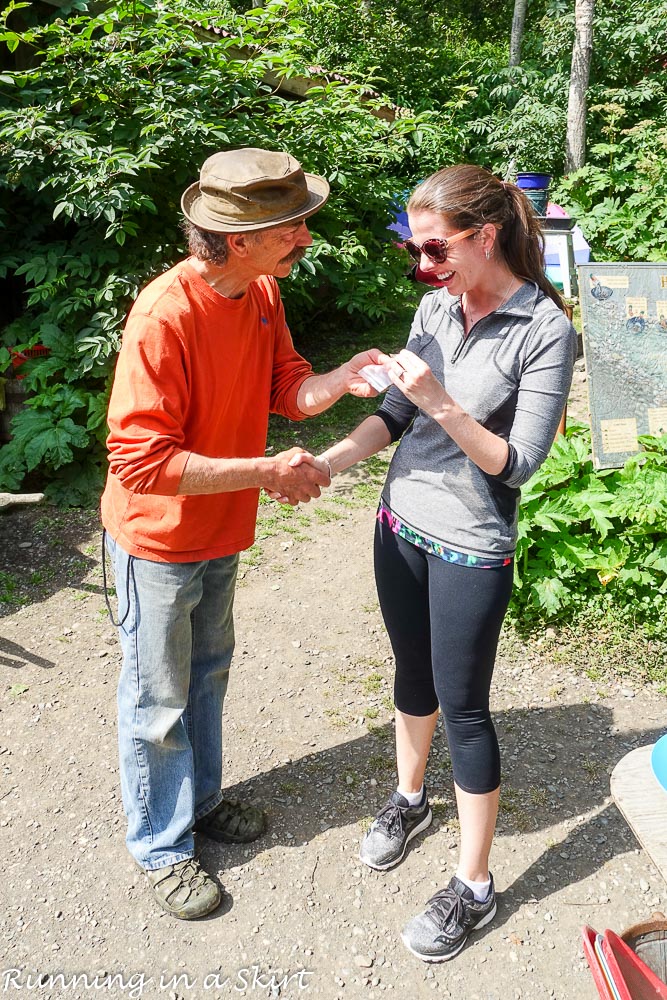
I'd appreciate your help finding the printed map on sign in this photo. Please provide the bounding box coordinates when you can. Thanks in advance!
[578,263,667,468]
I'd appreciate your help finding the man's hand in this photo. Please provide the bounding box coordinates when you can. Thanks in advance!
[340,349,385,398]
[261,448,330,506]
[296,349,385,415]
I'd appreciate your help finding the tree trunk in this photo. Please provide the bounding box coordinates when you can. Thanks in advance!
[509,0,528,67]
[565,0,595,172]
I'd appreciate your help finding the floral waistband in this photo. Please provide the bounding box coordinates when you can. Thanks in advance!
[377,500,512,569]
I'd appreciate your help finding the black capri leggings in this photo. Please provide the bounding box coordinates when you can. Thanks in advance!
[374,520,514,794]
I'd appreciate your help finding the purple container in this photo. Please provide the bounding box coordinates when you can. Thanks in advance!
[516,172,551,190]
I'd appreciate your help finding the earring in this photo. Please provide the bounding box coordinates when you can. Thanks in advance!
[485,249,491,261]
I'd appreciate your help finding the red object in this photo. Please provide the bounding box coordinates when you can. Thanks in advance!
[583,926,616,999]
[414,265,447,287]
[604,930,667,999]
[582,925,667,999]
[10,344,50,379]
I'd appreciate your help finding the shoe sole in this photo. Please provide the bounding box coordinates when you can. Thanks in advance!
[152,886,222,920]
[400,901,497,963]
[358,808,433,871]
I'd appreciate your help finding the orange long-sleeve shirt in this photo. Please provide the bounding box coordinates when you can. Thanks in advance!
[101,259,313,562]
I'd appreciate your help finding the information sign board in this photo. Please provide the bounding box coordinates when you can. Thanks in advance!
[578,263,667,468]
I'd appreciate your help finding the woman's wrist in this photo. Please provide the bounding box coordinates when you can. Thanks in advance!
[317,454,334,480]
[430,394,460,428]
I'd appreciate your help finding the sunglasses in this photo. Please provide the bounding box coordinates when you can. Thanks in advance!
[402,228,476,264]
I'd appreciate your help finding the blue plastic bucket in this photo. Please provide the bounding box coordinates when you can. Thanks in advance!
[516,172,551,190]
[651,733,667,792]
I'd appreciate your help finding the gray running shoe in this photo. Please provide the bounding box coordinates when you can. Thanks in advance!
[359,789,432,871]
[401,874,496,962]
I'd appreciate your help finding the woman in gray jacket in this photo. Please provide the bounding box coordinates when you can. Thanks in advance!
[286,164,577,962]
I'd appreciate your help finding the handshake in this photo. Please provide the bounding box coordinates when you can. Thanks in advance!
[262,447,332,507]
[259,355,401,506]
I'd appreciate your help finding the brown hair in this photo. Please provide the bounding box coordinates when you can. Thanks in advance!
[407,164,565,312]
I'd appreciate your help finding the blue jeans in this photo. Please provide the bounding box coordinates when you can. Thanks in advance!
[106,536,239,870]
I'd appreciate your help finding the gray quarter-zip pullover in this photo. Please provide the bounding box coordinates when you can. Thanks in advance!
[375,281,577,560]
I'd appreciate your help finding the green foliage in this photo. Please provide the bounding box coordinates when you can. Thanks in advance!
[553,116,667,261]
[2,0,667,507]
[285,0,509,114]
[525,0,667,260]
[512,425,667,639]
[469,69,569,175]
[0,0,432,502]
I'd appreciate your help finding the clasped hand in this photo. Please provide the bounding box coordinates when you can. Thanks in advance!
[262,447,330,506]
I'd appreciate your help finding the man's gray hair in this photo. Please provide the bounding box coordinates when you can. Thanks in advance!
[182,220,229,266]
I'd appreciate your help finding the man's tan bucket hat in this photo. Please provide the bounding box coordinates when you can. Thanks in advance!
[181,147,330,233]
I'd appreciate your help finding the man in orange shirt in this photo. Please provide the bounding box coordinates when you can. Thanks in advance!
[102,148,381,919]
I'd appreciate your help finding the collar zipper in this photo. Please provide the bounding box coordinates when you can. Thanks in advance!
[450,310,481,364]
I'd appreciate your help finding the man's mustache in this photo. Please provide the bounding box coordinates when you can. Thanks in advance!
[284,246,307,265]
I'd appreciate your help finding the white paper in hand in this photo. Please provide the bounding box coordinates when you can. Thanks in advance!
[359,364,393,392]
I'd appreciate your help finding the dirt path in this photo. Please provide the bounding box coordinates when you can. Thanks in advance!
[2,366,666,1000]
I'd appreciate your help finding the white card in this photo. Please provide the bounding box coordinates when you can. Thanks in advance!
[359,364,393,392]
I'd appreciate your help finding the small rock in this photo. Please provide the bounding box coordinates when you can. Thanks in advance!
[354,955,373,968]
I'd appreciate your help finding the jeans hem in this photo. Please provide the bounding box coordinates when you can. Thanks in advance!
[194,790,224,823]
[135,849,195,872]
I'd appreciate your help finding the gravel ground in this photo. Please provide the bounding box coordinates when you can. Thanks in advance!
[2,361,666,1000]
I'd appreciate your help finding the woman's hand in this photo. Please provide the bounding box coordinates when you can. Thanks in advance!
[261,448,330,505]
[377,349,451,420]
[263,452,331,505]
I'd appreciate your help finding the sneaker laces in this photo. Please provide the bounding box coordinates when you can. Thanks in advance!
[425,884,467,931]
[374,799,406,838]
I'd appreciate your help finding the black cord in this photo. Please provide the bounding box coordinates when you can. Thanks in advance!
[101,529,131,628]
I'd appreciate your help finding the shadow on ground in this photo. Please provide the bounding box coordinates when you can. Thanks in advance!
[210,704,663,924]
[0,506,100,619]
[0,635,55,669]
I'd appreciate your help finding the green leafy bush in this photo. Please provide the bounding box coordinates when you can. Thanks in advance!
[553,114,667,262]
[0,0,432,502]
[280,0,508,114]
[512,424,667,640]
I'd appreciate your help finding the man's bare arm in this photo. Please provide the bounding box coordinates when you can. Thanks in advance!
[178,447,329,503]
[296,349,383,415]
